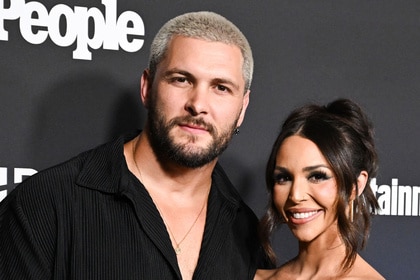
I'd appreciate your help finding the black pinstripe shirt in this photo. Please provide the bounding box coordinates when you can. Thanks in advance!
[0,133,271,279]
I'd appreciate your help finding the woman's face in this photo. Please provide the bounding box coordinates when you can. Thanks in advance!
[273,135,339,243]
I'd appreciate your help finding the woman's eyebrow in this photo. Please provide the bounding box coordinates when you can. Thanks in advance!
[302,165,331,172]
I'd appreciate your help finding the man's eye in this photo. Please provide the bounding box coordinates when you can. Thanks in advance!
[166,75,189,84]
[173,77,188,83]
[216,85,231,93]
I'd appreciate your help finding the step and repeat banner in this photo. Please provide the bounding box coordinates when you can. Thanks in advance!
[1,0,419,278]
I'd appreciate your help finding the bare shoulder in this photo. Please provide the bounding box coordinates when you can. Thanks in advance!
[343,255,385,280]
[254,269,277,280]
[254,263,295,280]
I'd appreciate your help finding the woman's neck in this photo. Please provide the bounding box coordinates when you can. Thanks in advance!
[293,232,347,278]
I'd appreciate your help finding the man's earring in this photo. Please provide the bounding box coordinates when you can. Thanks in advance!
[234,128,240,135]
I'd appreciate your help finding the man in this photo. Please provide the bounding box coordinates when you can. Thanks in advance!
[0,11,271,279]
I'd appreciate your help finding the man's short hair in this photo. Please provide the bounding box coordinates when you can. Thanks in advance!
[148,11,253,92]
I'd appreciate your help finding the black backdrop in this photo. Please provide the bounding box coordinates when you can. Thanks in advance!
[1,1,419,278]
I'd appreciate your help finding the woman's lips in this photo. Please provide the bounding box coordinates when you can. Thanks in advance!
[287,209,322,224]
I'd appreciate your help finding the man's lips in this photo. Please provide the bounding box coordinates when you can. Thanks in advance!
[179,123,209,133]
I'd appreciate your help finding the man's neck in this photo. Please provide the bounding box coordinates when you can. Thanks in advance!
[124,131,216,196]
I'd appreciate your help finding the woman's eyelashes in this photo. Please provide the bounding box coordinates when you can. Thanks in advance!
[273,170,292,185]
[273,169,332,185]
[307,170,332,183]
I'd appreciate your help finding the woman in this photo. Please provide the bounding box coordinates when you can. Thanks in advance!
[255,99,384,279]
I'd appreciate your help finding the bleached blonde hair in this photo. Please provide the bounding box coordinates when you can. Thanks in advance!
[148,11,253,92]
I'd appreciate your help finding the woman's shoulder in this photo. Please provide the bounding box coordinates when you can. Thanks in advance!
[254,268,276,280]
[255,262,295,280]
[344,255,385,280]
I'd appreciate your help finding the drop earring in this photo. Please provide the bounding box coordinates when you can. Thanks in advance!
[349,200,354,222]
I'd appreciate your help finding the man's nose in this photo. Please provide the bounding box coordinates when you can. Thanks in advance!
[185,85,209,116]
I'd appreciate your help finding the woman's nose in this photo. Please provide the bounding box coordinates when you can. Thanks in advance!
[288,180,308,202]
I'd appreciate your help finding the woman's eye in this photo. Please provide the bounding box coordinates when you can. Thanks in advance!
[308,172,330,183]
[274,173,291,184]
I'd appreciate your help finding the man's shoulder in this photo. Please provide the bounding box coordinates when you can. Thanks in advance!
[18,146,97,189]
[2,148,92,209]
[212,163,259,222]
[5,135,127,203]
[212,163,241,197]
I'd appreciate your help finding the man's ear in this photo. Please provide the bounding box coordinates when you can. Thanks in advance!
[351,170,369,200]
[140,69,152,108]
[236,89,250,128]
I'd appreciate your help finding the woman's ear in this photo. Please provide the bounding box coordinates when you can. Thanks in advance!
[351,170,369,200]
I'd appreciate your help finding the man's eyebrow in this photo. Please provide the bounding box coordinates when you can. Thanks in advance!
[162,69,241,91]
[212,78,240,91]
[163,68,193,78]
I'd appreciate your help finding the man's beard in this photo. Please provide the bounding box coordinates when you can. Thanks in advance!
[147,103,238,168]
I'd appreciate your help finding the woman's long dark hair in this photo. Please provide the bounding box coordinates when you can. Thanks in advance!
[259,98,380,272]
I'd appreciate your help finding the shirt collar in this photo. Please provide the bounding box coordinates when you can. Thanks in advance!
[75,131,242,209]
[76,131,138,194]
